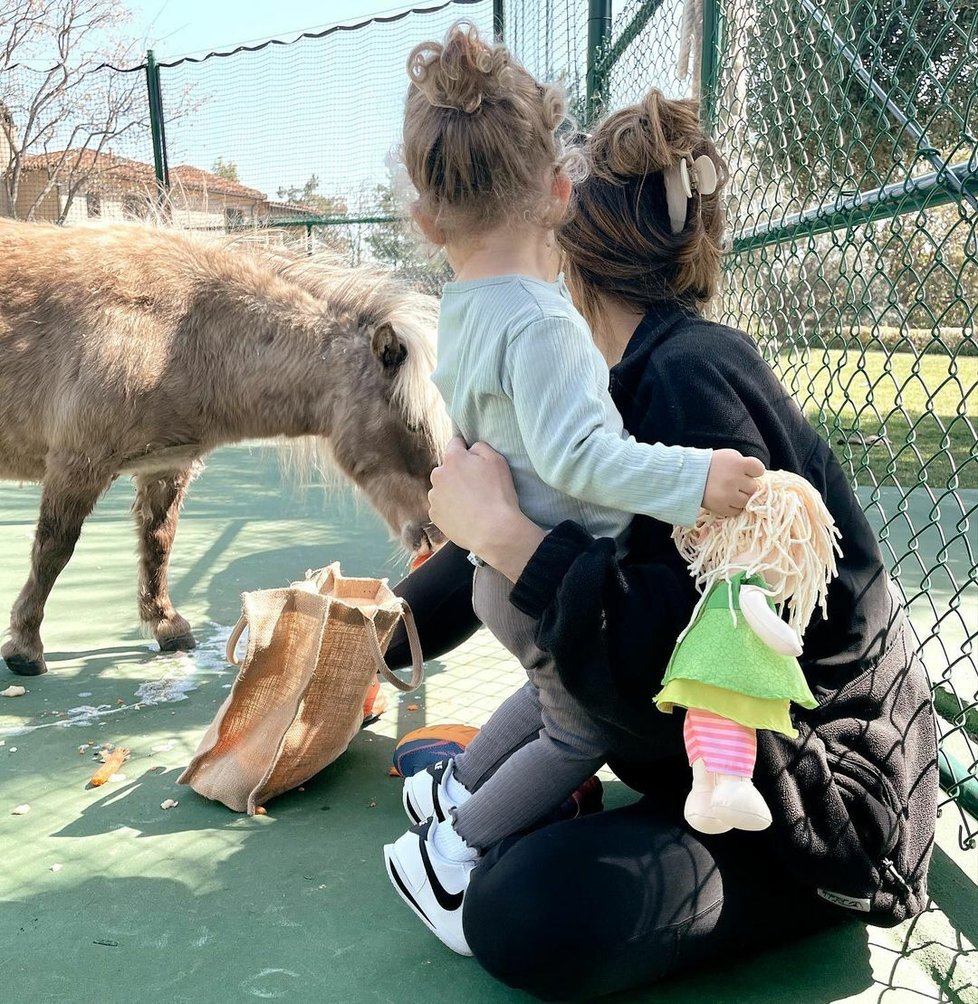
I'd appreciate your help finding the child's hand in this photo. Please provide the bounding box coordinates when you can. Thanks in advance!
[702,449,764,516]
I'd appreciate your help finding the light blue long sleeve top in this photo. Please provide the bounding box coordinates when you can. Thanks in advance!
[432,274,713,539]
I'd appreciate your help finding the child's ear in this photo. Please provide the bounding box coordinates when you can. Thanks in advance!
[410,204,446,246]
[552,169,572,209]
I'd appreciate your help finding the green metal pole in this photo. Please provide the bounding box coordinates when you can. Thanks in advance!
[731,162,977,254]
[938,749,978,829]
[700,0,722,134]
[493,0,504,41]
[586,0,613,124]
[145,50,170,197]
[600,0,666,81]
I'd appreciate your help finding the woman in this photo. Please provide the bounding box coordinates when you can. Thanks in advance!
[386,90,937,1001]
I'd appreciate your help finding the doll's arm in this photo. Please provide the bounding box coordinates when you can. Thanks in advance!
[740,585,803,657]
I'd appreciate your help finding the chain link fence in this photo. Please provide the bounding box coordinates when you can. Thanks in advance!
[155,0,499,295]
[2,1,497,293]
[703,2,978,860]
[578,0,977,994]
[3,0,975,958]
[501,0,978,850]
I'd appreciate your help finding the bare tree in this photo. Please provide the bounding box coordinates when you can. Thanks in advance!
[1,0,154,222]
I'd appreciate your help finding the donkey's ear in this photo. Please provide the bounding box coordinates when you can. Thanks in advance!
[372,323,407,374]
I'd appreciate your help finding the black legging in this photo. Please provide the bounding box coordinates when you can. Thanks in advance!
[464,798,847,1001]
[388,541,479,666]
[385,546,848,1000]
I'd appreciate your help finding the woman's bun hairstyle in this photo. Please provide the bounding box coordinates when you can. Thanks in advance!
[558,89,729,340]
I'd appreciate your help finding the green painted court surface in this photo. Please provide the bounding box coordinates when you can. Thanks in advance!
[1,446,974,1003]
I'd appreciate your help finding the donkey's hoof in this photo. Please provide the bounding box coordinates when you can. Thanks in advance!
[158,632,197,653]
[3,653,48,676]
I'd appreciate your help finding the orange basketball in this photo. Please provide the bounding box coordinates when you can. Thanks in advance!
[392,724,479,777]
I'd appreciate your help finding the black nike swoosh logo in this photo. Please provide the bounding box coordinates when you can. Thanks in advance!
[388,856,434,927]
[419,837,464,912]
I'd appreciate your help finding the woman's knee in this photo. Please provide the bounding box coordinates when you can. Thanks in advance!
[463,829,593,999]
[463,811,720,1000]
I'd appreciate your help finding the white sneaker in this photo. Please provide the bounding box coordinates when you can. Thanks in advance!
[383,817,476,956]
[402,759,468,825]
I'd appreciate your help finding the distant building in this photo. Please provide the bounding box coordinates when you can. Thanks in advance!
[0,142,345,253]
[3,149,267,229]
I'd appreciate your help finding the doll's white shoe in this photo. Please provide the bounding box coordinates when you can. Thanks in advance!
[684,758,732,834]
[711,775,773,831]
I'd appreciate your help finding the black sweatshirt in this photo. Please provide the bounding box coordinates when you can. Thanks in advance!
[391,303,938,926]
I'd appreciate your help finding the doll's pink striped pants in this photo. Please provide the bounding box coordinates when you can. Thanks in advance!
[683,708,757,776]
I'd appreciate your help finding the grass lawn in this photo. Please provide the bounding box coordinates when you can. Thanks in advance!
[770,348,977,489]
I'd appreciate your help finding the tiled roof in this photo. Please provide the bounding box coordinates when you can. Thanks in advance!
[261,199,323,215]
[170,164,264,200]
[18,150,265,200]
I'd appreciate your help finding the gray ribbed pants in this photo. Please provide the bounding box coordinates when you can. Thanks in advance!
[450,564,608,851]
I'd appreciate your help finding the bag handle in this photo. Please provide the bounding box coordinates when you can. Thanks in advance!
[226,579,322,667]
[226,616,248,667]
[365,600,424,692]
[226,598,424,691]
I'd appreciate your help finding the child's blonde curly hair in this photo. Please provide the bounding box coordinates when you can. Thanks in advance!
[672,471,843,639]
[402,21,581,239]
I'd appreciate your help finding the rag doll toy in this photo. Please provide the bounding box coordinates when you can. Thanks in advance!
[655,470,842,835]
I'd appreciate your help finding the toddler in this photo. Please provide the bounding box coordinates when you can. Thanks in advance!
[383,23,762,956]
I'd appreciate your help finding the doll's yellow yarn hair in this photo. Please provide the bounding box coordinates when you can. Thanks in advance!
[672,470,842,639]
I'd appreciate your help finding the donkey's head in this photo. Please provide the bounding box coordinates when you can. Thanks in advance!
[278,256,451,552]
[329,311,451,553]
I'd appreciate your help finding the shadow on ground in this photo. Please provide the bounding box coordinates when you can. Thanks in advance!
[1,446,972,1003]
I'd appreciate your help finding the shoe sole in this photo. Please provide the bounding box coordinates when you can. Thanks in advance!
[383,845,473,957]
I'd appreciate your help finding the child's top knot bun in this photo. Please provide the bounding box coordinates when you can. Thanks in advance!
[402,21,576,236]
[408,23,507,115]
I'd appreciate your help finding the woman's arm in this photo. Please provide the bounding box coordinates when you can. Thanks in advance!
[385,541,481,670]
[426,437,698,740]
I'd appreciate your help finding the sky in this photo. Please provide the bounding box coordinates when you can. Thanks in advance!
[125,2,632,62]
[8,1,657,207]
[126,1,445,61]
[94,1,499,204]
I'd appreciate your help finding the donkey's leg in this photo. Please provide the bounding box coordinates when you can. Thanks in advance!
[2,456,112,676]
[133,468,196,652]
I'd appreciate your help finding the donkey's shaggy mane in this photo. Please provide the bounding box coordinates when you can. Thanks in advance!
[0,218,448,673]
[256,248,451,451]
[240,245,451,501]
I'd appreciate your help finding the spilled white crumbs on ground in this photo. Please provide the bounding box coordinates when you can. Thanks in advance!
[0,623,235,737]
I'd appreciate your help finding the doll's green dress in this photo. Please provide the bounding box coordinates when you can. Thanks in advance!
[655,572,818,739]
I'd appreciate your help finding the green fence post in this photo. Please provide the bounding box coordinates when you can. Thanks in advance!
[586,0,613,124]
[700,0,723,134]
[493,0,504,41]
[145,49,170,200]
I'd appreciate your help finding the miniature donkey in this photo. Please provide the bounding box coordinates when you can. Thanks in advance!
[0,220,450,676]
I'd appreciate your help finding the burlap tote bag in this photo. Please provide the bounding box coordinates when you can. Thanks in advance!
[178,563,423,814]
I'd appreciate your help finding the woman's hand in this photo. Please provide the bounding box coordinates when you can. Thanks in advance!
[428,437,546,583]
